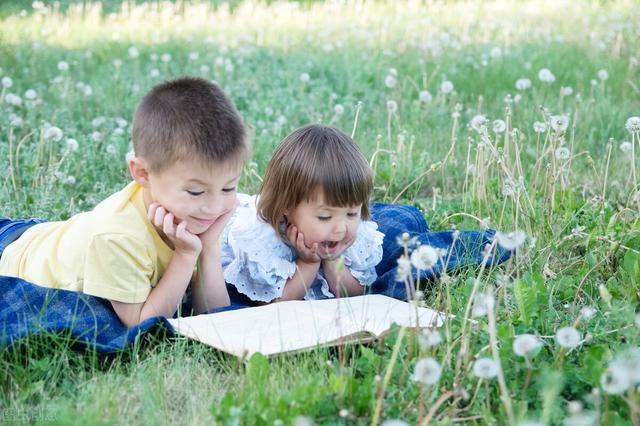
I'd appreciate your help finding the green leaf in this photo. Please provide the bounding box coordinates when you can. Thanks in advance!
[514,279,536,326]
[246,352,270,389]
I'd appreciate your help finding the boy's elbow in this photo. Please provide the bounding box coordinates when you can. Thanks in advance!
[111,300,145,328]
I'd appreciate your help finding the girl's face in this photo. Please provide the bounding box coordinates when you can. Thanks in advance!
[285,187,362,256]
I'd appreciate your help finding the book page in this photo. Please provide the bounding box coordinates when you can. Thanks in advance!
[167,295,444,357]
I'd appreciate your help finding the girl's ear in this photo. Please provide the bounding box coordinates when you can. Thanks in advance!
[128,156,151,187]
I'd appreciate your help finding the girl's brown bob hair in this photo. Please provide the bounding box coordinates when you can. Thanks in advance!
[258,124,373,238]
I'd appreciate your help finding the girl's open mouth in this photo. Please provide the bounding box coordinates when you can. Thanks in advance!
[322,241,339,251]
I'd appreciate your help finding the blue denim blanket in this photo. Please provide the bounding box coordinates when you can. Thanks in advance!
[0,203,510,352]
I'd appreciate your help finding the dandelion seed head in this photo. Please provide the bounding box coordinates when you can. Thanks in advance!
[381,421,409,426]
[580,306,597,320]
[567,401,583,415]
[44,126,63,142]
[533,121,547,133]
[9,113,23,127]
[418,329,442,349]
[561,86,573,96]
[161,53,172,63]
[300,72,310,83]
[626,117,640,133]
[24,89,37,100]
[538,68,555,83]
[5,93,22,106]
[334,104,344,115]
[610,348,640,384]
[494,230,526,250]
[472,292,495,317]
[200,64,210,74]
[598,284,612,304]
[83,85,93,97]
[113,128,125,137]
[388,68,398,77]
[419,90,432,103]
[66,138,79,151]
[410,245,438,270]
[386,100,398,114]
[555,147,571,161]
[472,358,498,379]
[470,115,487,132]
[66,175,76,185]
[106,144,117,155]
[150,69,160,78]
[339,409,350,418]
[600,366,631,395]
[128,46,139,58]
[57,61,69,71]
[564,410,598,426]
[513,334,542,357]
[188,51,199,61]
[125,150,135,162]
[555,326,581,348]
[515,78,532,90]
[395,256,412,282]
[490,47,502,59]
[412,357,442,385]
[384,74,397,88]
[440,80,454,94]
[550,115,569,132]
[113,58,122,68]
[2,76,13,88]
[91,131,102,142]
[619,141,632,153]
[597,69,609,81]
[493,119,506,133]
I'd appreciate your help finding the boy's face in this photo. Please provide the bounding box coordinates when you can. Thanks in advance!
[285,187,362,257]
[136,159,241,235]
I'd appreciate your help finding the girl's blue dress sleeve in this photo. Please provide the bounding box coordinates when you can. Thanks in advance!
[221,194,297,302]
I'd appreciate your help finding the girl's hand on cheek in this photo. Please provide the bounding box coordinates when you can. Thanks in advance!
[286,225,321,264]
[148,202,201,256]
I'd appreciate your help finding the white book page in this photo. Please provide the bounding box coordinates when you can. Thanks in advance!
[167,295,444,357]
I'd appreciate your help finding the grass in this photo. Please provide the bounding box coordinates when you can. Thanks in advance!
[1,0,639,424]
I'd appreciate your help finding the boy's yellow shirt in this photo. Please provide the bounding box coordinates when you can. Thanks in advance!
[0,181,175,303]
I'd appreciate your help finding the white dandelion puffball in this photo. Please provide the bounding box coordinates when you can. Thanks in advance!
[410,245,438,270]
[513,334,542,357]
[5,93,22,106]
[57,61,69,71]
[116,117,128,128]
[334,104,344,115]
[538,68,555,83]
[66,138,79,151]
[24,89,37,100]
[610,348,640,384]
[380,421,409,426]
[276,115,287,126]
[472,358,498,379]
[555,326,581,348]
[387,100,398,114]
[495,230,526,250]
[561,86,573,96]
[388,68,398,77]
[299,72,310,83]
[490,47,502,59]
[128,46,139,58]
[533,121,547,133]
[600,367,631,395]
[9,114,23,127]
[591,79,598,86]
[150,69,160,78]
[440,80,454,94]
[384,74,397,88]
[292,416,314,426]
[493,119,506,133]
[580,306,597,320]
[597,69,609,81]
[66,175,76,185]
[515,78,531,91]
[113,128,125,137]
[106,144,117,155]
[91,116,105,128]
[419,90,432,103]
[412,357,442,385]
[113,58,123,68]
[555,147,570,161]
[619,141,632,153]
[189,51,199,61]
[91,131,102,142]
[470,115,487,132]
[125,150,135,162]
[564,411,598,426]
[83,85,93,97]
[44,126,63,142]
[626,117,640,133]
[200,64,210,74]
[161,53,172,63]
[395,256,411,282]
[2,76,13,88]
[550,115,569,132]
[418,329,442,349]
[472,292,495,317]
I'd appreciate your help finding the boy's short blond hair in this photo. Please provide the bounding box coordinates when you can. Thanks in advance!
[132,76,248,171]
[258,124,373,238]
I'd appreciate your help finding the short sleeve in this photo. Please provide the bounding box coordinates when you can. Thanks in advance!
[342,220,385,286]
[83,233,154,303]
[221,195,297,302]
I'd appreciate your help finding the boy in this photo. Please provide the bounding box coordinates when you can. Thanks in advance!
[0,76,249,327]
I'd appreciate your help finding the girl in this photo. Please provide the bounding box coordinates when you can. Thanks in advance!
[221,124,384,302]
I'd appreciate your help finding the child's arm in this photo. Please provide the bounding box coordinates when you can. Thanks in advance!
[111,204,202,327]
[277,225,321,301]
[323,259,364,297]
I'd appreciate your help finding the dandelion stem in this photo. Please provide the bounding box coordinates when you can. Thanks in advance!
[487,286,514,424]
[371,326,406,426]
[419,390,455,426]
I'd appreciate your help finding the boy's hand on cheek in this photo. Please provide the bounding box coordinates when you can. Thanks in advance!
[198,203,237,251]
[148,203,201,256]
[287,225,321,264]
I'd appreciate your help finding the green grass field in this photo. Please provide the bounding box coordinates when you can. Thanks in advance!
[1,0,639,424]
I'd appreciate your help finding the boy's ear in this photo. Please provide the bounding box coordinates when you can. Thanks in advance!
[128,157,151,187]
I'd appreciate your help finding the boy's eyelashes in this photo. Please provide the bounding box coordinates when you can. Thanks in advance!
[185,187,236,196]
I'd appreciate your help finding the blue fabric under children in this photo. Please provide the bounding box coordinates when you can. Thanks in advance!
[0,218,46,257]
[0,203,511,351]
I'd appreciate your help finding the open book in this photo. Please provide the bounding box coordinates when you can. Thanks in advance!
[167,294,444,358]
